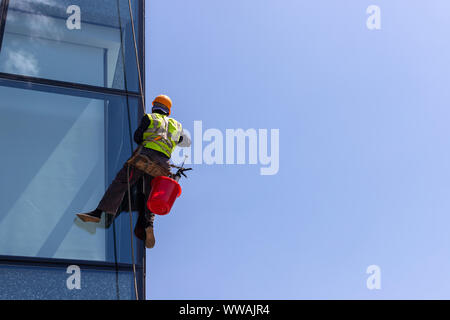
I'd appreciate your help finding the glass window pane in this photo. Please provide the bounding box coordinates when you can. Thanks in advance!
[0,0,141,91]
[0,82,142,263]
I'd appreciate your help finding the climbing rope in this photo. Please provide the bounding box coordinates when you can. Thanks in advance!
[116,0,147,301]
[127,0,146,114]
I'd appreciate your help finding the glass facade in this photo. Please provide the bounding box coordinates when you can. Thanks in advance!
[0,0,146,300]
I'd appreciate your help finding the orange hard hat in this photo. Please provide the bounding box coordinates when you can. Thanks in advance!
[152,95,172,115]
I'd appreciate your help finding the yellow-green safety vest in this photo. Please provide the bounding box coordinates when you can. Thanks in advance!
[142,113,183,158]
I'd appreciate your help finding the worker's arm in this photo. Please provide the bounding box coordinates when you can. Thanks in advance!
[177,130,191,147]
[133,115,150,144]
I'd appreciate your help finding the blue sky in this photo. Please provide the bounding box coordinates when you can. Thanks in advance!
[144,0,450,299]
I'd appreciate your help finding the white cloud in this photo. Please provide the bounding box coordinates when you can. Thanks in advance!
[3,50,39,76]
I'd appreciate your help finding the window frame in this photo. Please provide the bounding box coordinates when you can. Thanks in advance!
[0,0,10,51]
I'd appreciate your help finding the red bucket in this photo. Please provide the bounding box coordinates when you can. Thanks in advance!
[147,176,182,215]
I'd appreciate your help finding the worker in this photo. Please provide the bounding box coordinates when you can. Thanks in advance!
[76,95,190,249]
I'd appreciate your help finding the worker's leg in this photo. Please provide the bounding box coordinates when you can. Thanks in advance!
[77,164,144,223]
[98,164,145,214]
[144,174,156,248]
[134,174,156,248]
[143,174,155,227]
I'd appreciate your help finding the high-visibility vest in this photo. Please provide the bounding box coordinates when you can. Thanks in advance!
[142,113,183,158]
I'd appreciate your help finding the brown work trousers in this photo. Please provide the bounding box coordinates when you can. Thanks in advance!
[97,147,170,227]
